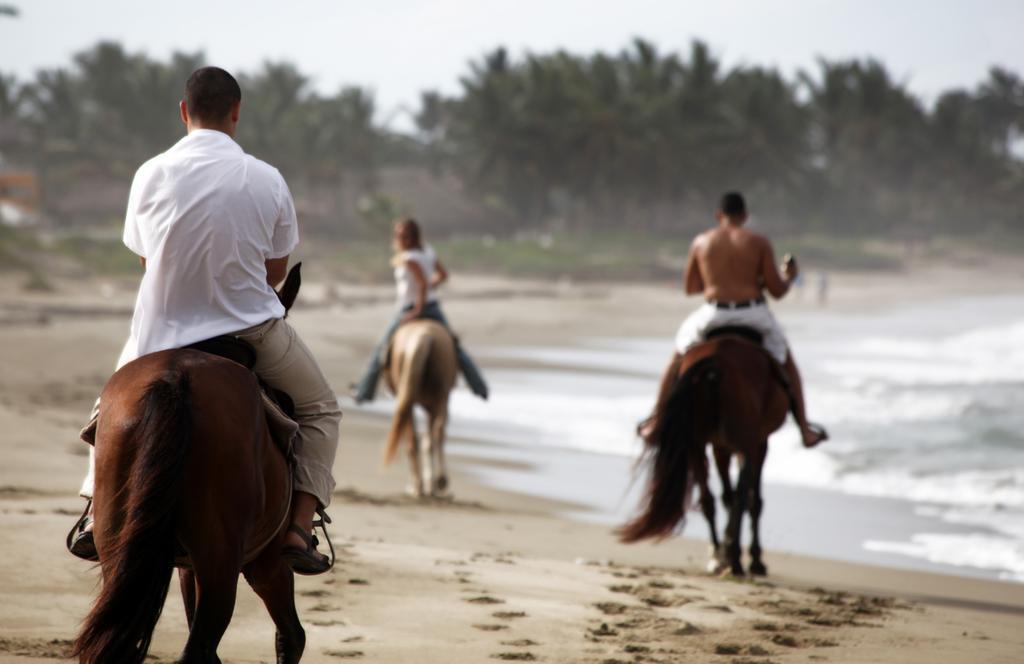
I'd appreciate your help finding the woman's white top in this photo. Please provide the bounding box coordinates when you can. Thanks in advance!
[394,244,439,309]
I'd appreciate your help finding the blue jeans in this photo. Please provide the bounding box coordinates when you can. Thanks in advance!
[353,300,489,402]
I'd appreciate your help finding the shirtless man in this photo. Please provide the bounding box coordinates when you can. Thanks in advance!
[673,191,826,447]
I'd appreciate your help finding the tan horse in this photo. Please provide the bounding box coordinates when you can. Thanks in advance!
[383,319,458,498]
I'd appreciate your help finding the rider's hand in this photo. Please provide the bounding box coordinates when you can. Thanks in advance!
[782,254,799,281]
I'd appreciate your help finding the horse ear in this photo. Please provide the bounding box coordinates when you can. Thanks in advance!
[277,262,302,315]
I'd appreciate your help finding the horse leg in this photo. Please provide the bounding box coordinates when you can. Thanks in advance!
[698,459,725,574]
[243,542,305,664]
[721,453,752,577]
[430,408,450,497]
[748,441,769,576]
[178,568,197,629]
[178,548,241,664]
[406,415,425,498]
[713,446,733,511]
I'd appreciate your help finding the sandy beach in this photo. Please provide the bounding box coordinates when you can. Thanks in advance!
[1,259,1023,663]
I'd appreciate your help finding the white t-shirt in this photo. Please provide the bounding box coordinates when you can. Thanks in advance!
[122,129,299,360]
[394,244,439,309]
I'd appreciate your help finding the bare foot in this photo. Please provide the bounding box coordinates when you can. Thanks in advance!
[284,526,311,550]
[801,423,828,448]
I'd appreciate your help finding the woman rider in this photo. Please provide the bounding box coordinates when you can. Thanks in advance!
[353,218,488,403]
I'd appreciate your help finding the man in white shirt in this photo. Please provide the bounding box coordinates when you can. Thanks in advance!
[69,67,341,574]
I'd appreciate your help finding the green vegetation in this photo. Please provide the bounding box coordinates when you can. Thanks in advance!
[315,230,903,282]
[0,225,39,271]
[1,39,1021,269]
[52,236,141,275]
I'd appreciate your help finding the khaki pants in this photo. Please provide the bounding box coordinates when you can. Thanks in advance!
[80,317,342,509]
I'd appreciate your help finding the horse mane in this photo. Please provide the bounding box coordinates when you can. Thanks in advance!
[618,355,719,543]
[73,364,194,664]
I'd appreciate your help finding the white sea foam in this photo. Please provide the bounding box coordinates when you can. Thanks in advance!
[353,295,1024,581]
[864,534,1024,582]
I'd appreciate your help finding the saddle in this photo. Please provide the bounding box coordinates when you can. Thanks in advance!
[701,325,803,425]
[704,325,763,345]
[80,335,299,462]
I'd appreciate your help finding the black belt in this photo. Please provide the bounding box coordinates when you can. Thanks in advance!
[707,296,765,310]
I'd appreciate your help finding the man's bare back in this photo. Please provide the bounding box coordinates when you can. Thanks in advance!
[685,224,793,303]
[668,191,826,447]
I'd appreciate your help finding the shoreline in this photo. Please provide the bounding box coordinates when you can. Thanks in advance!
[2,262,1024,662]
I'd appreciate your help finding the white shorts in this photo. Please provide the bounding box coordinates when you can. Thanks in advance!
[674,301,788,363]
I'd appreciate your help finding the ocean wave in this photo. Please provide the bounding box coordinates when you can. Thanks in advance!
[864,534,1024,582]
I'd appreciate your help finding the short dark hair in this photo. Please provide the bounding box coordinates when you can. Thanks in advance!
[719,192,746,217]
[395,217,423,249]
[184,67,241,124]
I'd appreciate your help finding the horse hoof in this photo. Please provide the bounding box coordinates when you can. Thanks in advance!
[436,476,449,492]
[405,484,425,499]
[721,564,745,579]
[706,559,728,575]
[749,561,768,576]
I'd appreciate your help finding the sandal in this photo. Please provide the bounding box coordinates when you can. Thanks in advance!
[66,499,99,562]
[281,523,332,576]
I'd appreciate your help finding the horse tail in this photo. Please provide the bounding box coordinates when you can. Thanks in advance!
[73,366,193,664]
[618,356,718,543]
[383,332,431,465]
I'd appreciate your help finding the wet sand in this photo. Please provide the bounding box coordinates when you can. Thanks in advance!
[1,262,1023,662]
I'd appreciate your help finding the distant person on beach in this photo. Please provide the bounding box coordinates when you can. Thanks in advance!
[815,271,829,306]
[352,218,488,403]
[66,67,341,574]
[670,192,827,447]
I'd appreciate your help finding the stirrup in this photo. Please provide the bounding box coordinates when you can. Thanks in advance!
[313,507,336,570]
[282,508,336,575]
[66,498,98,562]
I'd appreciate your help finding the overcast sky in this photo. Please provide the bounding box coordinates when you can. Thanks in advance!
[3,0,1023,130]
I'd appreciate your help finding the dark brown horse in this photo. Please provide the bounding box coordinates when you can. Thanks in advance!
[620,331,790,577]
[73,268,307,664]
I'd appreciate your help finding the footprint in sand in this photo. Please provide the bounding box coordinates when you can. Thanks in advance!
[473,624,510,632]
[770,634,800,648]
[588,623,618,637]
[465,595,506,605]
[593,602,630,615]
[492,611,527,620]
[0,639,73,659]
[673,622,701,636]
[300,589,330,597]
[324,649,364,658]
[501,639,540,647]
[490,653,536,661]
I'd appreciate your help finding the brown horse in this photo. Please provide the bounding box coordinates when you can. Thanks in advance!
[620,332,790,577]
[383,319,457,498]
[73,268,307,664]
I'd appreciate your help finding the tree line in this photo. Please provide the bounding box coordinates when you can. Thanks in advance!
[1,39,1022,237]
